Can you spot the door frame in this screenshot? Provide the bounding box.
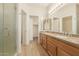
[21,10,27,46]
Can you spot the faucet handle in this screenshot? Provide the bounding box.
[68,32,72,37]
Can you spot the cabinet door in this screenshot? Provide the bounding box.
[57,48,70,56]
[40,33,42,44]
[0,3,4,55]
[3,3,17,55]
[42,35,47,49]
[47,40,56,56]
[47,36,56,56]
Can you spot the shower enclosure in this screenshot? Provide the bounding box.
[0,3,17,56]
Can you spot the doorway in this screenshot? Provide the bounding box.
[30,16,39,42]
[21,10,27,45]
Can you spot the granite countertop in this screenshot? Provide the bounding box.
[41,32,79,48]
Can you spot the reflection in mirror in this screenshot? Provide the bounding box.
[62,16,72,33]
[43,18,51,31]
[52,17,60,32]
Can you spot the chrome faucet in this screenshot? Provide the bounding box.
[68,32,72,37]
[64,32,72,37]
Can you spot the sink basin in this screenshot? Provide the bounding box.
[55,35,67,39]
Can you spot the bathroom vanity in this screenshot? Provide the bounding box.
[40,32,79,56]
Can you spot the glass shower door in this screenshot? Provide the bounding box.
[3,3,17,55]
[0,3,17,56]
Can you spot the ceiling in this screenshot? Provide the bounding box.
[26,3,53,8]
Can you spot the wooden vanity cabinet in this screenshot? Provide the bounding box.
[40,33,79,56]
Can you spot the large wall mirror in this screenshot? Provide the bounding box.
[42,15,79,35]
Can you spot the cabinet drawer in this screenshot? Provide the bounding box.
[47,36,56,45]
